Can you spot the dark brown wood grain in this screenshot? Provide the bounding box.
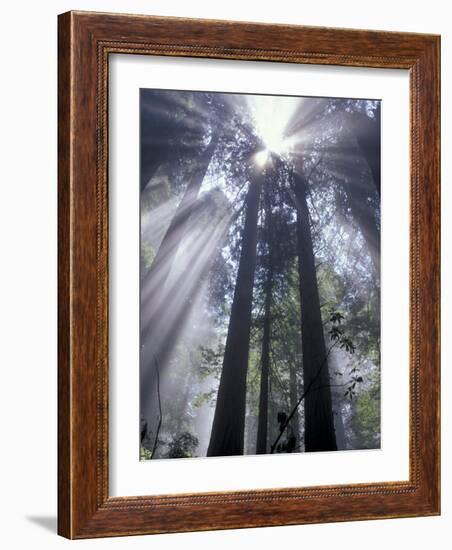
[58,10,440,539]
[57,10,72,539]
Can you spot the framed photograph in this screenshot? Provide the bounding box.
[58,11,440,538]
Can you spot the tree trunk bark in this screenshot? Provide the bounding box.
[345,179,380,276]
[351,109,381,197]
[293,172,337,452]
[207,170,262,457]
[334,407,347,450]
[256,182,273,454]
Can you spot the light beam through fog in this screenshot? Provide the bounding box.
[139,89,381,460]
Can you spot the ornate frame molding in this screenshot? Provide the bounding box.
[58,11,440,538]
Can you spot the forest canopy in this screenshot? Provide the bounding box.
[139,89,381,460]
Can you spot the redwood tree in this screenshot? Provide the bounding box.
[207,168,263,457]
[256,179,274,454]
[292,171,337,452]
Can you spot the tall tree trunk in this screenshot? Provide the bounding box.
[341,109,381,278]
[207,171,262,457]
[350,109,381,197]
[334,407,347,450]
[293,172,337,452]
[344,178,380,276]
[140,135,218,424]
[256,182,274,454]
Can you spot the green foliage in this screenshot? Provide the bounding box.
[165,432,199,459]
[329,311,345,324]
[141,175,171,211]
[140,446,153,460]
[193,389,217,409]
[344,367,364,400]
[198,344,224,378]
[328,310,356,354]
[141,241,155,271]
[351,384,381,448]
[317,264,346,310]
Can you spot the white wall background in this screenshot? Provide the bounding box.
[0,1,449,548]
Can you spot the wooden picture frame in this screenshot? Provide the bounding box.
[58,10,440,539]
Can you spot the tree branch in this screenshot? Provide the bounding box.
[270,340,338,453]
[151,356,163,459]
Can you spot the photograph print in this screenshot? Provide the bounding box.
[139,89,381,460]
